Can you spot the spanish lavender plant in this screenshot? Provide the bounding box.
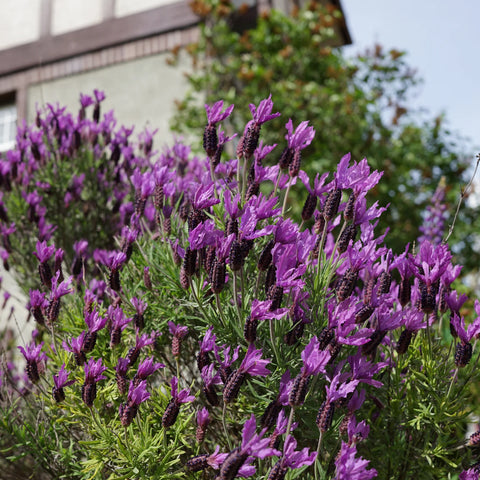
[1,94,479,480]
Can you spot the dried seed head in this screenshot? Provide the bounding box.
[314,213,325,234]
[229,240,244,272]
[317,327,335,350]
[180,265,190,290]
[212,143,224,168]
[377,271,392,295]
[120,403,138,427]
[217,448,249,480]
[116,371,128,395]
[82,382,97,407]
[143,268,152,291]
[162,398,180,428]
[361,330,386,356]
[245,182,260,201]
[223,369,246,404]
[264,264,277,296]
[288,150,301,178]
[154,184,164,210]
[267,461,288,480]
[344,192,356,221]
[172,337,181,357]
[183,248,197,277]
[225,218,238,238]
[110,326,122,348]
[188,209,207,232]
[338,223,358,254]
[420,283,436,314]
[32,306,46,326]
[203,383,220,407]
[396,329,413,355]
[288,374,311,407]
[197,351,210,373]
[109,269,121,292]
[52,386,65,403]
[355,304,375,324]
[186,454,209,472]
[324,189,342,221]
[257,239,274,271]
[455,342,473,368]
[301,193,317,221]
[243,124,261,159]
[82,331,97,354]
[244,315,258,344]
[47,298,61,324]
[126,346,140,366]
[279,147,293,170]
[26,361,40,384]
[328,340,342,364]
[211,259,227,294]
[316,400,335,432]
[203,125,218,157]
[39,262,53,289]
[218,365,232,385]
[260,400,282,430]
[268,285,284,311]
[74,351,87,367]
[196,424,207,443]
[134,193,147,217]
[336,268,359,302]
[468,430,480,446]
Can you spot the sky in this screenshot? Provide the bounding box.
[341,0,479,156]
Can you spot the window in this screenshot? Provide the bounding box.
[0,97,17,152]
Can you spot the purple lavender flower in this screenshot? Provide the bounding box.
[168,321,188,357]
[162,376,195,428]
[29,289,48,325]
[131,296,147,330]
[52,363,75,402]
[115,357,130,394]
[197,326,216,372]
[82,309,107,353]
[268,436,316,479]
[63,332,87,366]
[334,441,377,480]
[126,331,158,366]
[82,357,107,407]
[249,95,281,126]
[217,414,280,480]
[108,305,132,348]
[418,179,448,246]
[119,379,151,426]
[196,407,211,443]
[18,341,46,383]
[134,356,164,382]
[205,100,234,126]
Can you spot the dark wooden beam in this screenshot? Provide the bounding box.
[0,1,198,77]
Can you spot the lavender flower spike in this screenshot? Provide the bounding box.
[334,441,377,480]
[249,94,281,125]
[205,100,234,126]
[52,363,75,402]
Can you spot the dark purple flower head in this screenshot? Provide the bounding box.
[250,299,288,321]
[53,363,75,389]
[134,331,158,349]
[108,305,131,331]
[93,89,105,103]
[239,344,270,377]
[205,100,234,126]
[105,251,127,270]
[29,289,48,309]
[80,93,94,108]
[348,354,387,389]
[459,468,480,480]
[402,307,427,331]
[334,154,383,195]
[73,240,89,257]
[325,372,359,404]
[249,95,281,126]
[170,376,195,404]
[189,219,223,250]
[127,379,150,406]
[33,240,55,263]
[84,357,107,384]
[300,336,331,377]
[214,344,240,370]
[136,356,164,379]
[347,417,370,445]
[285,119,315,150]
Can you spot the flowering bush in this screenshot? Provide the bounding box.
[1,95,480,480]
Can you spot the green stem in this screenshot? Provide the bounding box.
[216,294,227,328]
[282,182,292,218]
[281,407,296,467]
[269,318,281,365]
[232,271,242,328]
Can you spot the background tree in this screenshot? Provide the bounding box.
[171,0,476,270]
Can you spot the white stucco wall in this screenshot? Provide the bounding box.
[27,52,192,146]
[0,0,41,49]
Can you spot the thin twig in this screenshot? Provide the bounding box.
[444,153,480,243]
